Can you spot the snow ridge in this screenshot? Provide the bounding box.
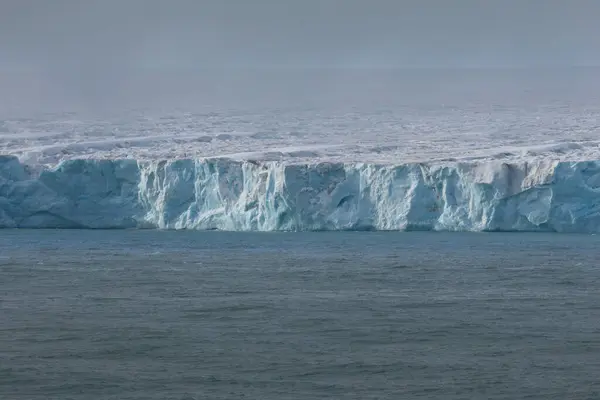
[1,155,599,232]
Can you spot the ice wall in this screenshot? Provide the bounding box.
[1,155,599,232]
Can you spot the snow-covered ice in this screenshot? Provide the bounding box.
[2,105,600,167]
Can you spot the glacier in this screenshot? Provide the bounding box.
[1,154,600,232]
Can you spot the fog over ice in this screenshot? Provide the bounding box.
[1,0,599,165]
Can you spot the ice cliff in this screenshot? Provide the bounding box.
[1,155,599,232]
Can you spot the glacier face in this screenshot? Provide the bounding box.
[1,155,600,232]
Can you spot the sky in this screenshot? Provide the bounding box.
[1,0,600,71]
[1,0,600,113]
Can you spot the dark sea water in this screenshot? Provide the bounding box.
[1,230,599,400]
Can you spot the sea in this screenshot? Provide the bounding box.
[1,229,599,399]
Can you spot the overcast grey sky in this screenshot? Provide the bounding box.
[1,0,600,71]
